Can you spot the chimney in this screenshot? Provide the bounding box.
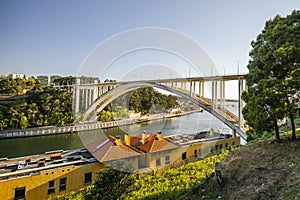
[156,131,163,140]
[232,129,237,138]
[125,133,131,146]
[210,128,214,137]
[115,136,122,146]
[142,131,147,145]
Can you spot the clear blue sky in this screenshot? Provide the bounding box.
[0,0,299,78]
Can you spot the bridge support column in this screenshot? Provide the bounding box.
[198,81,201,97]
[84,88,88,110]
[86,89,89,110]
[212,80,214,109]
[201,81,205,96]
[223,81,225,109]
[198,81,204,97]
[232,129,237,138]
[93,80,99,101]
[189,81,193,97]
[74,78,80,118]
[193,81,196,97]
[213,80,218,109]
[238,78,246,129]
[219,80,225,109]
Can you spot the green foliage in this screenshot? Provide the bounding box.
[63,151,229,200]
[86,166,135,200]
[243,10,300,142]
[62,191,86,200]
[98,87,179,121]
[0,78,25,95]
[98,110,113,121]
[0,77,74,130]
[125,151,229,199]
[52,76,75,86]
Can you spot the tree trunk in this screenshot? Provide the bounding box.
[286,96,296,140]
[289,110,296,140]
[274,117,281,143]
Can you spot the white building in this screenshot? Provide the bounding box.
[8,73,25,79]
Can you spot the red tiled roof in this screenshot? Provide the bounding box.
[85,136,115,152]
[130,132,155,146]
[138,134,178,153]
[85,136,140,163]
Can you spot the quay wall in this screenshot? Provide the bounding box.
[0,111,200,139]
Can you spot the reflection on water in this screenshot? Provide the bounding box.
[0,103,237,158]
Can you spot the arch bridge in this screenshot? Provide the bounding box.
[72,75,247,140]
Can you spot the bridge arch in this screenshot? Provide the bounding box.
[83,82,247,140]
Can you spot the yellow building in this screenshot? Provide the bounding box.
[129,131,179,171]
[169,131,240,167]
[0,130,240,199]
[122,130,240,171]
[0,149,104,200]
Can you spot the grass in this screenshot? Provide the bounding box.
[182,129,300,200]
[63,151,231,200]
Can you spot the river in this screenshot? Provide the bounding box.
[0,103,238,158]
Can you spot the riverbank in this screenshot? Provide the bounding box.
[0,110,201,139]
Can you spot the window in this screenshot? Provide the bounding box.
[225,143,228,149]
[84,172,92,185]
[194,150,198,157]
[219,144,223,150]
[48,180,55,194]
[14,187,25,200]
[182,152,187,160]
[165,156,170,165]
[156,157,161,167]
[198,149,202,157]
[232,141,235,146]
[59,177,67,191]
[215,145,219,152]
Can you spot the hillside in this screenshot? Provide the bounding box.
[183,132,300,200]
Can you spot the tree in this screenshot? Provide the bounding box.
[243,10,300,141]
[86,161,134,200]
[98,87,179,121]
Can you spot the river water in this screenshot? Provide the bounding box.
[0,103,238,158]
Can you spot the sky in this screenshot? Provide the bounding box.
[0,0,299,80]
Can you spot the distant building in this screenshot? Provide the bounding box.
[8,73,25,79]
[128,111,141,119]
[36,75,65,85]
[77,76,100,84]
[167,107,181,114]
[50,75,62,84]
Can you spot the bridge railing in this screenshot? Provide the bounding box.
[0,119,136,139]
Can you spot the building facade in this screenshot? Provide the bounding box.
[0,130,240,199]
[0,149,104,200]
